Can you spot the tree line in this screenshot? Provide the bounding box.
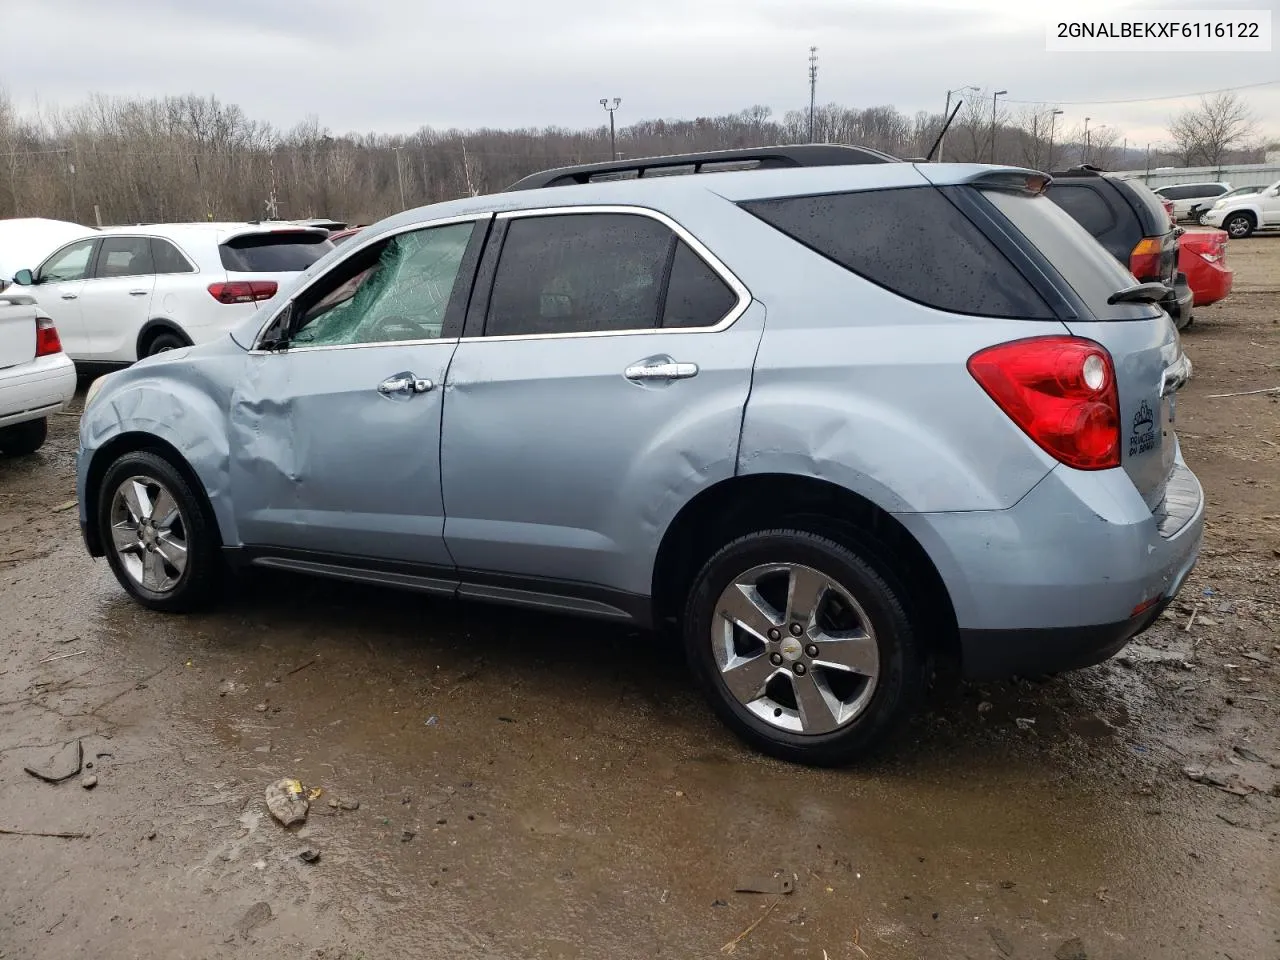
[0,89,1266,227]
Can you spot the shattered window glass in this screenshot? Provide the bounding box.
[292,222,473,346]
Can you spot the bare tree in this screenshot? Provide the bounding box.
[1169,92,1258,167]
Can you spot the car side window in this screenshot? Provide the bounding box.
[38,239,96,283]
[484,213,673,337]
[151,238,195,274]
[95,237,155,279]
[289,222,475,347]
[1046,184,1117,237]
[1206,185,1227,197]
[662,240,737,328]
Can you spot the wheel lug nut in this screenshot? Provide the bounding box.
[789,623,803,636]
[793,663,807,675]
[767,628,781,641]
[770,653,783,666]
[805,644,819,658]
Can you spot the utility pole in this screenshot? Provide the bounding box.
[808,46,819,143]
[599,98,621,160]
[1083,117,1091,165]
[393,146,407,210]
[940,85,978,162]
[1047,109,1064,171]
[990,90,1007,163]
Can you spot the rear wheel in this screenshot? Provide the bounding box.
[0,418,48,456]
[97,450,220,611]
[1224,212,1255,239]
[143,331,187,357]
[683,528,922,766]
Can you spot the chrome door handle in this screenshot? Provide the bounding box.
[378,372,434,396]
[128,289,149,296]
[624,358,699,381]
[60,292,78,300]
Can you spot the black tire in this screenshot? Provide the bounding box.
[1224,212,1255,239]
[144,331,187,357]
[97,450,220,612]
[683,528,923,766]
[0,418,48,456]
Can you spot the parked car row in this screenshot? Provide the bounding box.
[1199,178,1280,238]
[74,146,1204,765]
[7,223,334,365]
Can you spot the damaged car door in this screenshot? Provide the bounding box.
[228,217,487,574]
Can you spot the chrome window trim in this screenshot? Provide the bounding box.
[461,204,750,343]
[249,213,491,353]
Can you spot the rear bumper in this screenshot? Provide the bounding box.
[897,456,1204,680]
[0,353,76,428]
[959,598,1171,679]
[1164,274,1195,327]
[1183,253,1233,307]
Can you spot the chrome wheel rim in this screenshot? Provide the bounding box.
[108,475,188,593]
[1227,217,1249,237]
[712,563,879,735]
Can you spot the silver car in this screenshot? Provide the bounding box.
[77,150,1203,765]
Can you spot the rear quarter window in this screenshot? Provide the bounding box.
[220,232,333,272]
[740,187,1053,319]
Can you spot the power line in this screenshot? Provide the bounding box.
[1005,78,1279,106]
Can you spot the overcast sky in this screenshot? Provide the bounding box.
[7,0,1278,148]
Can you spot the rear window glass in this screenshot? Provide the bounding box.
[1113,178,1170,233]
[1047,184,1117,237]
[741,187,1053,319]
[982,189,1160,320]
[220,232,333,272]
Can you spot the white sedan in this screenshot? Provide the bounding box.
[0,291,76,455]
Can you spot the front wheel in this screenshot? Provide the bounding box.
[0,417,48,456]
[97,450,220,611]
[683,529,922,766]
[1224,212,1255,239]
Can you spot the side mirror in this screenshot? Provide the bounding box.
[11,268,34,286]
[258,301,295,350]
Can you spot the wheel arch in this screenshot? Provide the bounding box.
[82,432,223,557]
[651,473,959,665]
[135,318,193,359]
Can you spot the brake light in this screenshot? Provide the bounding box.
[968,336,1120,470]
[207,280,278,304]
[1129,237,1164,281]
[35,316,62,357]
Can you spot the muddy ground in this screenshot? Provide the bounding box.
[1,239,1277,960]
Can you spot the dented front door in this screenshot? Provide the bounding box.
[228,342,456,567]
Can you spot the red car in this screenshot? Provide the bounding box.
[1179,230,1232,308]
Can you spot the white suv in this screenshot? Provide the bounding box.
[1152,181,1231,221]
[1201,178,1280,238]
[9,223,333,366]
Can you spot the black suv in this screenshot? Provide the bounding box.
[1046,166,1193,329]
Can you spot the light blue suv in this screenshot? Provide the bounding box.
[77,147,1203,765]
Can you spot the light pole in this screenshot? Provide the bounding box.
[600,97,621,161]
[990,90,1007,163]
[1047,108,1064,171]
[940,85,978,162]
[392,146,406,210]
[1083,116,1091,165]
[808,47,819,143]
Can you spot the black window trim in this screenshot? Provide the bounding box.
[250,213,491,353]
[459,204,750,342]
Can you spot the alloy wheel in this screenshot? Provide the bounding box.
[108,475,188,593]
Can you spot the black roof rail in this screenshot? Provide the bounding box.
[504,144,901,191]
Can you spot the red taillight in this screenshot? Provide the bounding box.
[968,336,1121,471]
[207,280,278,304]
[1129,237,1164,281]
[35,316,62,357]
